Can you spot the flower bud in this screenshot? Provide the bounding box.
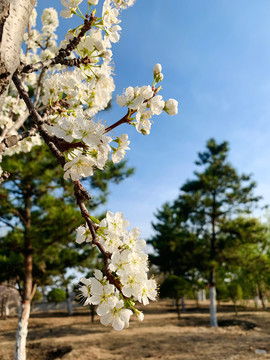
[88,0,99,5]
[153,63,162,76]
[155,72,164,83]
[134,309,144,321]
[99,50,112,61]
[164,99,178,116]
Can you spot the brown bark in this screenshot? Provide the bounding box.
[258,284,266,310]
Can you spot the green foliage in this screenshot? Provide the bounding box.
[228,283,243,304]
[47,288,66,303]
[160,275,190,300]
[149,139,267,303]
[32,289,43,303]
[149,203,206,278]
[0,142,134,290]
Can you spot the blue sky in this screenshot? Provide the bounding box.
[39,0,270,240]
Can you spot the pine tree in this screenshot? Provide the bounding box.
[149,139,262,327]
[173,138,261,326]
[0,142,133,349]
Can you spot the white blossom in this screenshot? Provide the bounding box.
[100,299,133,331]
[76,225,92,244]
[113,0,136,9]
[164,99,179,115]
[41,8,59,33]
[106,211,130,232]
[149,95,165,115]
[78,277,92,306]
[135,104,152,135]
[153,63,162,75]
[112,134,130,164]
[60,0,83,18]
[76,211,157,330]
[102,0,121,28]
[0,3,178,333]
[137,279,158,305]
[63,151,95,180]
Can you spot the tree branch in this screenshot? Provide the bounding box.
[0,170,10,184]
[105,87,159,133]
[73,180,123,292]
[0,126,37,154]
[12,72,67,167]
[20,13,97,74]
[13,70,124,294]
[0,217,15,229]
[105,110,134,134]
[12,208,26,226]
[30,282,37,301]
[55,56,94,68]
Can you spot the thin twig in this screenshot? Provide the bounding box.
[7,112,30,137]
[33,67,46,107]
[57,56,95,68]
[12,73,66,167]
[0,171,10,185]
[30,283,37,301]
[0,126,37,154]
[105,88,159,133]
[12,72,124,294]
[0,126,9,142]
[20,13,97,74]
[73,180,123,292]
[105,110,134,133]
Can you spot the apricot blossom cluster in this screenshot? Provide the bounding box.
[41,0,178,181]
[76,211,157,330]
[0,0,178,331]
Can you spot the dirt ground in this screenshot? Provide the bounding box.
[1,300,270,360]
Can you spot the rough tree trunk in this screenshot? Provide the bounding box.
[201,289,206,301]
[209,285,218,327]
[209,191,218,327]
[15,252,34,360]
[192,288,199,308]
[258,284,266,310]
[15,249,35,360]
[15,301,31,360]
[0,0,36,108]
[181,296,186,312]
[234,302,238,316]
[0,3,36,358]
[176,298,180,320]
[254,296,260,308]
[15,192,35,360]
[66,288,72,316]
[90,305,95,323]
[5,302,9,316]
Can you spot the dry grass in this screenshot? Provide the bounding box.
[1,300,270,360]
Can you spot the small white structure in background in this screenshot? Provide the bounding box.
[255,349,267,355]
[0,285,21,318]
[197,289,206,302]
[254,296,260,308]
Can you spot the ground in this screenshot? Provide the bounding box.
[1,300,270,360]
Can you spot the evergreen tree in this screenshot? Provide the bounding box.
[174,139,261,326]
[150,139,262,327]
[0,143,134,312]
[160,275,191,319]
[149,202,207,297]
